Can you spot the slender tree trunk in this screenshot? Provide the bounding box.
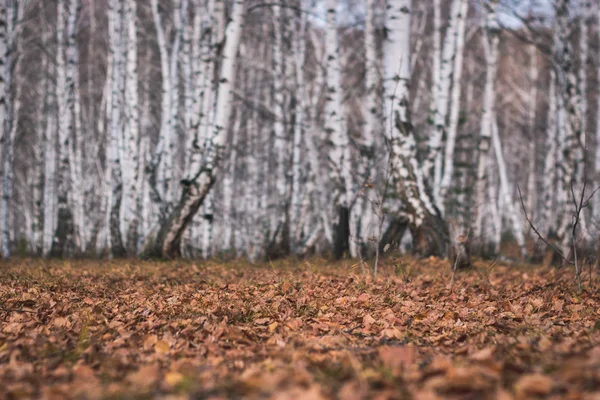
[526,42,538,226]
[384,0,448,257]
[474,0,499,250]
[425,0,460,194]
[151,0,245,258]
[290,3,307,254]
[554,0,585,252]
[107,0,125,257]
[271,2,289,250]
[0,0,15,258]
[122,0,140,254]
[325,0,352,259]
[541,71,557,238]
[491,116,526,255]
[352,0,379,258]
[439,0,469,207]
[51,0,78,257]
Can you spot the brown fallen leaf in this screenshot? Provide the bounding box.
[127,364,160,390]
[378,345,415,371]
[514,374,553,398]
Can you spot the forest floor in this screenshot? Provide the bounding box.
[1,257,600,399]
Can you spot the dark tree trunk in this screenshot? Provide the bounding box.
[50,203,74,257]
[334,206,350,259]
[410,213,449,258]
[110,180,126,257]
[379,216,409,254]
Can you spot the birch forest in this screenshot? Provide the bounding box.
[0,0,596,261]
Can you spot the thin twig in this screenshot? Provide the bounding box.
[517,185,570,262]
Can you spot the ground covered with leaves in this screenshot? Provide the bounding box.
[1,258,600,399]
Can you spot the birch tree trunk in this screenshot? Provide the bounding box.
[439,0,469,207]
[51,0,78,257]
[271,3,289,250]
[384,0,448,257]
[122,0,140,254]
[474,0,499,249]
[424,0,460,194]
[107,0,125,257]
[526,42,538,225]
[491,116,526,255]
[151,0,245,258]
[541,71,557,238]
[325,0,352,259]
[290,3,307,253]
[554,0,585,252]
[352,0,379,257]
[150,0,188,210]
[0,0,16,258]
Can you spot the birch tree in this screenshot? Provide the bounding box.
[474,0,499,248]
[122,0,140,254]
[106,0,125,257]
[554,0,585,251]
[439,0,469,206]
[424,0,460,197]
[151,0,245,258]
[51,0,78,257]
[325,0,353,258]
[0,0,19,258]
[352,0,379,257]
[150,0,189,210]
[290,3,307,253]
[384,0,448,257]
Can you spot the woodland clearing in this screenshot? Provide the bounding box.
[1,258,600,399]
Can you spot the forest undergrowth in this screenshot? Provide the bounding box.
[1,257,600,399]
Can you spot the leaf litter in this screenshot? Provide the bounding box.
[0,258,599,399]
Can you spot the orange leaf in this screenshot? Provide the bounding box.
[154,340,170,354]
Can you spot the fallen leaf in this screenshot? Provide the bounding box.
[378,345,415,370]
[514,374,553,398]
[155,340,170,354]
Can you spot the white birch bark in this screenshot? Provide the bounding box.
[272,3,288,242]
[51,0,77,256]
[491,116,526,255]
[107,0,125,257]
[325,0,353,257]
[526,42,538,223]
[424,0,460,191]
[222,111,241,251]
[0,0,14,258]
[352,0,379,257]
[290,4,307,253]
[439,0,469,206]
[554,0,585,250]
[153,0,245,257]
[474,0,499,243]
[122,0,140,253]
[150,0,188,208]
[541,71,557,237]
[384,0,448,256]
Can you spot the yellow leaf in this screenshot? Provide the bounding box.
[164,371,184,387]
[281,281,291,293]
[268,322,279,333]
[154,340,170,354]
